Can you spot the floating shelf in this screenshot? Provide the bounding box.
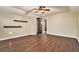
[14,20,28,23]
[3,26,22,28]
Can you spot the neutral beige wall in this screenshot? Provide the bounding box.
[47,12,77,38]
[0,13,36,40]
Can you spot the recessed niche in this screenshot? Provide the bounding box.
[14,20,28,23]
[3,26,22,28]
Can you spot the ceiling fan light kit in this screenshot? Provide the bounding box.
[39,10,44,13]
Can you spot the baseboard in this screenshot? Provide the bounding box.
[0,34,31,41]
[30,32,36,35]
[0,33,78,42]
[76,37,79,42]
[47,33,77,39]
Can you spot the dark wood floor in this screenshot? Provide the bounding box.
[0,34,79,52]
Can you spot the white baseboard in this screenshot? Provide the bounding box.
[30,32,36,35]
[76,37,79,42]
[0,33,78,42]
[47,33,77,39]
[0,34,31,41]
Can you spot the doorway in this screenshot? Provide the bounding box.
[37,17,47,34]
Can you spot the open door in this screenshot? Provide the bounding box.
[37,17,47,34]
[37,18,42,34]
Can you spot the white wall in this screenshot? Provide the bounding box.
[0,13,36,40]
[47,12,77,38]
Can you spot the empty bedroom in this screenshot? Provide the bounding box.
[0,6,79,52]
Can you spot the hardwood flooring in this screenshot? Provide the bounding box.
[0,34,79,52]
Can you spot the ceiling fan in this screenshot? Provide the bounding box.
[33,6,50,13]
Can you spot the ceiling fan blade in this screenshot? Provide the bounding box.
[33,8,38,10]
[35,11,39,13]
[43,9,50,11]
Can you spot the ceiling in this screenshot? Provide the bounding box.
[12,6,70,17]
[0,6,79,17]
